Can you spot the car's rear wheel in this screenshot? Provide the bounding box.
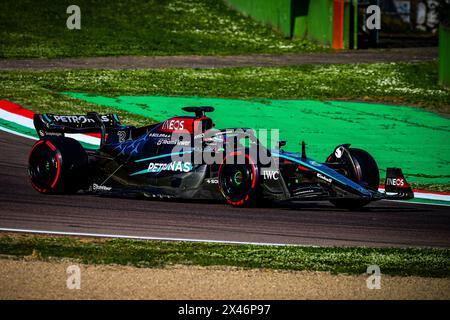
[329,148,379,210]
[28,137,88,194]
[218,152,259,207]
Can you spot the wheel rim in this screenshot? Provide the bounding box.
[220,164,254,200]
[29,145,58,191]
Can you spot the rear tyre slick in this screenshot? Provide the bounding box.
[28,137,88,194]
[330,148,380,210]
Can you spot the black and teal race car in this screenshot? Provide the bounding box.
[28,106,414,209]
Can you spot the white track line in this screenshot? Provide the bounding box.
[382,199,450,207]
[0,227,305,247]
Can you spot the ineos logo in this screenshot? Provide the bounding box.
[162,120,185,130]
[386,178,406,187]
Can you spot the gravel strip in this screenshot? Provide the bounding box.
[0,48,437,70]
[0,258,448,300]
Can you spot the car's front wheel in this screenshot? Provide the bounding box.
[329,148,380,210]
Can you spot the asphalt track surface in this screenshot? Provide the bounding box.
[0,47,437,70]
[0,130,449,248]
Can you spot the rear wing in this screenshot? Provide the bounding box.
[34,112,123,146]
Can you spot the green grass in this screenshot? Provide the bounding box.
[1,62,448,115]
[410,183,450,193]
[0,234,449,277]
[0,0,321,58]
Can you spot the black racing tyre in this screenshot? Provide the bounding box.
[330,148,380,210]
[218,152,259,207]
[28,137,88,194]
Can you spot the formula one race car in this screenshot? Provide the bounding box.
[28,106,414,209]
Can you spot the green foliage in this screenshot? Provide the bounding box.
[0,0,321,58]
